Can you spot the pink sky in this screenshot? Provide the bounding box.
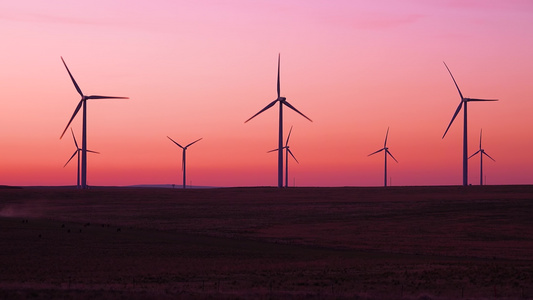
[1,0,533,187]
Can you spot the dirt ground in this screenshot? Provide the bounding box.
[0,185,532,299]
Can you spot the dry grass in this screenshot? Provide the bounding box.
[0,185,532,299]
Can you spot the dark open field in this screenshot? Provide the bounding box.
[1,185,532,299]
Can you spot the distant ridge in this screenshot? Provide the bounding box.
[126,184,216,189]
[0,185,22,189]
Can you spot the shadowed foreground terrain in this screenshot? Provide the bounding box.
[0,186,532,299]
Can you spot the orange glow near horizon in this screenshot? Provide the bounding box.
[1,1,533,187]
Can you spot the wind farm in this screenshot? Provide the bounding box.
[3,1,533,298]
[47,56,505,188]
[2,0,531,188]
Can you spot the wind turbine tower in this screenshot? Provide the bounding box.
[167,136,202,189]
[468,129,495,186]
[442,62,497,186]
[368,127,398,187]
[60,57,128,189]
[245,54,312,188]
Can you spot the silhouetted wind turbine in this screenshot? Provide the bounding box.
[368,127,398,187]
[167,136,202,189]
[59,57,128,189]
[64,128,99,189]
[442,62,497,186]
[245,54,312,188]
[468,129,495,186]
[268,126,299,188]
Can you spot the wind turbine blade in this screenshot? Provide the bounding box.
[465,98,498,102]
[61,57,83,97]
[387,150,398,163]
[277,53,280,99]
[479,129,483,149]
[283,100,313,122]
[70,128,79,149]
[60,100,83,139]
[64,151,78,167]
[267,148,280,153]
[443,61,464,100]
[384,127,389,147]
[244,99,278,123]
[285,126,293,146]
[483,151,496,162]
[368,148,385,156]
[442,100,463,139]
[87,95,129,100]
[167,136,184,149]
[288,148,299,164]
[185,138,203,148]
[86,150,100,154]
[468,150,480,159]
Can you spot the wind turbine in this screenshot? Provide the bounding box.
[245,54,312,188]
[368,127,398,187]
[442,62,497,186]
[268,126,299,188]
[64,128,99,189]
[59,57,128,189]
[468,129,495,186]
[167,136,202,189]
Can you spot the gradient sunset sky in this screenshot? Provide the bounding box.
[1,0,532,187]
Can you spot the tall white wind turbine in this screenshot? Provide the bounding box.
[368,127,398,187]
[245,54,312,188]
[167,136,202,189]
[268,126,299,188]
[60,57,128,189]
[468,129,495,186]
[442,62,497,186]
[64,128,99,189]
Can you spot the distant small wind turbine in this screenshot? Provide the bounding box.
[245,54,312,188]
[268,126,299,188]
[64,128,99,189]
[442,62,497,186]
[60,57,128,189]
[368,127,398,187]
[468,129,495,186]
[167,136,202,189]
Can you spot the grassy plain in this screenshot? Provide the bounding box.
[0,185,532,299]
